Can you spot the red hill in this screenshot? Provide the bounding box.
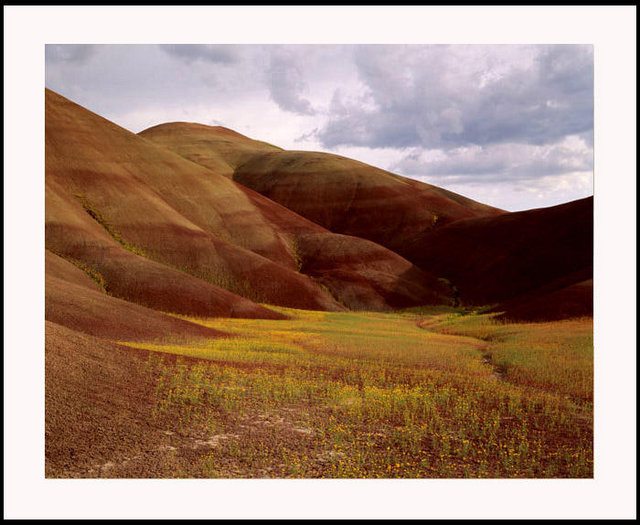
[47,89,450,317]
[406,197,594,306]
[138,117,592,319]
[231,150,504,255]
[139,122,282,175]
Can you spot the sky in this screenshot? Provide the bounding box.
[45,44,594,211]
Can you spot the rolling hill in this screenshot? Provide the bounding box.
[46,88,593,337]
[46,88,453,336]
[141,121,592,315]
[232,150,505,254]
[406,196,594,307]
[139,122,283,176]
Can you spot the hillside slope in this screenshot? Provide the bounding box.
[138,118,592,318]
[45,321,194,477]
[139,122,283,175]
[47,89,450,312]
[407,197,594,306]
[232,150,505,254]
[493,267,593,322]
[46,251,233,340]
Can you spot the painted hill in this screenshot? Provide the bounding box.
[46,251,231,340]
[139,122,283,175]
[406,197,594,307]
[43,88,594,481]
[493,267,593,322]
[139,124,504,254]
[46,172,292,320]
[46,88,451,329]
[138,119,592,319]
[231,150,505,254]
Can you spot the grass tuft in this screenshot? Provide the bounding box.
[74,195,147,257]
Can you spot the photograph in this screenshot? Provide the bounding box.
[3,5,636,520]
[43,43,594,479]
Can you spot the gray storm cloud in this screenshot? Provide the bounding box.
[317,45,593,150]
[393,139,593,185]
[160,44,239,64]
[266,48,316,116]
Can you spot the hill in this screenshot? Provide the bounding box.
[46,250,231,340]
[407,197,594,306]
[139,122,283,176]
[44,90,594,480]
[493,267,593,322]
[46,89,450,318]
[139,118,592,317]
[231,150,504,255]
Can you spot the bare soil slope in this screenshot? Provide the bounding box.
[232,150,504,254]
[295,233,449,310]
[494,268,593,322]
[407,197,594,306]
[138,119,592,319]
[139,122,283,174]
[45,321,227,478]
[46,179,288,319]
[46,89,345,312]
[47,89,450,312]
[46,252,229,340]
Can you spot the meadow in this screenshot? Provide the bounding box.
[126,307,593,478]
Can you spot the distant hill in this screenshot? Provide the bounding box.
[46,88,593,334]
[139,122,283,177]
[231,150,505,255]
[43,88,594,481]
[493,268,593,322]
[406,197,594,307]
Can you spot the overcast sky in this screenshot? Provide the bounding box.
[45,44,593,211]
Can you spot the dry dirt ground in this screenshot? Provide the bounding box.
[46,321,321,478]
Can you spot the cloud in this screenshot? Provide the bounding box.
[317,45,593,150]
[45,44,100,64]
[393,135,594,184]
[422,171,594,212]
[159,44,238,64]
[266,48,315,116]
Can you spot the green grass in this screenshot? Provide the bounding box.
[127,307,593,478]
[425,313,593,401]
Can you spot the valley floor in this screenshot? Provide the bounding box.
[45,307,593,478]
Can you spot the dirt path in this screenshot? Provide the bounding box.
[415,316,508,382]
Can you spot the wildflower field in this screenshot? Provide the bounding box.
[127,307,593,478]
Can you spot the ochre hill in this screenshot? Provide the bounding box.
[46,174,291,319]
[138,118,592,319]
[47,89,450,315]
[45,251,233,340]
[139,122,283,175]
[407,197,594,307]
[294,232,448,310]
[46,89,340,313]
[231,150,505,254]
